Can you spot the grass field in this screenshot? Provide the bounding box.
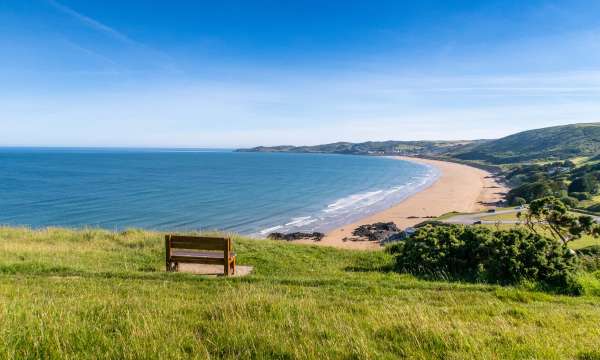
[1,227,600,359]
[570,235,600,250]
[480,212,521,221]
[480,208,587,222]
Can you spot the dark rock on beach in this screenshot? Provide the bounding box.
[268,232,325,242]
[352,222,403,243]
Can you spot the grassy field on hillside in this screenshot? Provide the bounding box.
[1,227,600,359]
[480,212,521,221]
[453,209,600,249]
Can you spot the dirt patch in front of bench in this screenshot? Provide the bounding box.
[177,264,253,277]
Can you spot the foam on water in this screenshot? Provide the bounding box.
[257,163,440,235]
[259,225,284,235]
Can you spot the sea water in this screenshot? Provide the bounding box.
[0,148,439,235]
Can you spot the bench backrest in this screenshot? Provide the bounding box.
[166,235,231,252]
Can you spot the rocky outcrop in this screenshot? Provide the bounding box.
[351,222,405,243]
[267,232,325,242]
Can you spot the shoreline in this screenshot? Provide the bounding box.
[298,156,508,250]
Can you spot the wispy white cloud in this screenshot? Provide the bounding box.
[46,0,138,45]
[46,0,180,73]
[59,38,118,66]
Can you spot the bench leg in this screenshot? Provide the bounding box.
[232,257,236,275]
[167,261,179,272]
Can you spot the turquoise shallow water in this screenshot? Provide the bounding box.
[0,148,438,235]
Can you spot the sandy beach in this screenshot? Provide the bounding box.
[301,157,508,250]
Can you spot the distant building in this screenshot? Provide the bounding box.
[548,167,570,175]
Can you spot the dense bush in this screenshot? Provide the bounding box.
[560,196,579,208]
[513,197,527,206]
[569,175,598,194]
[390,225,581,294]
[571,192,592,201]
[578,246,600,272]
[507,181,554,205]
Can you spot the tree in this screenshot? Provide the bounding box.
[523,197,600,245]
[507,181,553,204]
[568,175,598,194]
[514,197,527,206]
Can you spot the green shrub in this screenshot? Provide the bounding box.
[578,245,600,256]
[385,241,404,255]
[569,175,598,194]
[390,225,581,294]
[512,197,527,206]
[578,246,600,272]
[571,192,592,201]
[507,181,553,204]
[560,196,579,208]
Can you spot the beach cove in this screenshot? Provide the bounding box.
[308,157,508,250]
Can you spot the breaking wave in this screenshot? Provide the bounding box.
[258,164,440,236]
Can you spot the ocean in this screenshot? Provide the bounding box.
[0,148,439,235]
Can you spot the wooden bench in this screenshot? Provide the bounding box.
[165,235,236,276]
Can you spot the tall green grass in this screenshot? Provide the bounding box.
[1,227,599,359]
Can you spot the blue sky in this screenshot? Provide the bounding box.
[1,0,600,147]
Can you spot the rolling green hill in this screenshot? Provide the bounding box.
[1,227,600,358]
[238,123,600,165]
[237,140,486,156]
[453,123,600,164]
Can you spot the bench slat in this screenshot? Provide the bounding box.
[170,256,226,265]
[170,241,225,251]
[169,236,228,251]
[172,250,236,258]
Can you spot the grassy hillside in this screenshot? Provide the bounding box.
[238,140,485,156]
[1,227,600,359]
[239,123,600,167]
[453,123,600,164]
